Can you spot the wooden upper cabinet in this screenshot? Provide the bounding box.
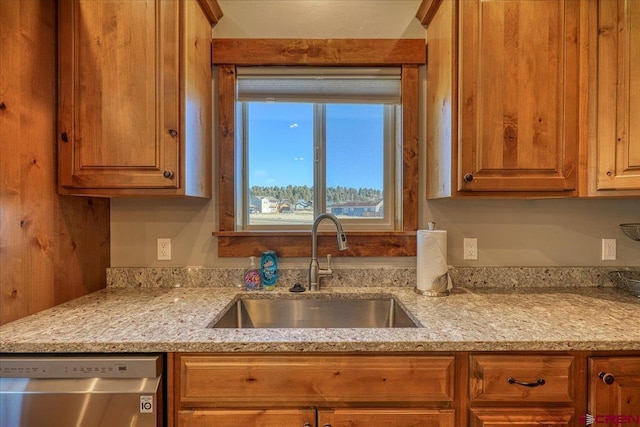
[593,0,640,193]
[424,0,581,197]
[58,0,217,197]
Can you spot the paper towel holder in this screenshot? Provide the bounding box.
[414,272,450,297]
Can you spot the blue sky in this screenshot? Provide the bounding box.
[247,102,384,190]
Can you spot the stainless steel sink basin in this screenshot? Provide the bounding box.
[209,295,419,328]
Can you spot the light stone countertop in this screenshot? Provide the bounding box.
[1,285,638,353]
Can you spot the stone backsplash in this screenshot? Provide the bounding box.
[106,266,637,289]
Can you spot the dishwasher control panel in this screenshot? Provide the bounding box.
[0,356,162,378]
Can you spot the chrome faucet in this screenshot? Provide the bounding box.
[309,213,349,291]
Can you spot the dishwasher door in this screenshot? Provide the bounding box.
[0,355,162,427]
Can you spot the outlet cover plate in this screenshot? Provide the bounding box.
[157,238,171,261]
[464,238,478,260]
[601,238,616,261]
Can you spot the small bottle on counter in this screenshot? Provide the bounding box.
[260,250,278,291]
[244,256,262,291]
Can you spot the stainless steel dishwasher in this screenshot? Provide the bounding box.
[0,355,163,427]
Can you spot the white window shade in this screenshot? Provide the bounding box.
[236,67,401,104]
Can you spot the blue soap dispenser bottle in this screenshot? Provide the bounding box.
[260,250,278,291]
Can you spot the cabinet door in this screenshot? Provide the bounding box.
[596,0,640,190]
[178,409,316,427]
[458,0,579,192]
[589,357,640,422]
[58,0,180,191]
[318,408,455,427]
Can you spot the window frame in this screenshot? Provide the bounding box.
[238,100,399,232]
[212,39,424,257]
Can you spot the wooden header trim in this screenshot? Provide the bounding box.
[197,0,223,24]
[212,39,426,66]
[416,0,443,27]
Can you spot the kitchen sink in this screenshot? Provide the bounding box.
[209,295,419,328]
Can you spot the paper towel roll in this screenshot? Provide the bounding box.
[415,230,452,296]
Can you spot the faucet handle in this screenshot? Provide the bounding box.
[326,254,332,269]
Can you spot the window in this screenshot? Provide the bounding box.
[237,67,401,231]
[213,39,424,257]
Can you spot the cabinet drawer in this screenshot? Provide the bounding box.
[178,409,316,426]
[470,408,574,427]
[469,355,574,403]
[319,408,455,427]
[177,354,455,407]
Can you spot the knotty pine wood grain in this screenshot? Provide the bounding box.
[212,39,425,66]
[0,0,109,325]
[589,357,640,419]
[595,0,640,192]
[176,354,454,406]
[318,408,455,427]
[178,409,316,426]
[469,408,574,427]
[58,0,213,197]
[216,65,236,233]
[426,0,455,199]
[215,232,418,258]
[458,0,579,193]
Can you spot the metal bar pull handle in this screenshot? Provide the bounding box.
[507,377,546,387]
[599,371,615,385]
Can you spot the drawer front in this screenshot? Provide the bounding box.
[470,408,574,427]
[178,354,455,407]
[469,355,574,403]
[319,408,455,427]
[178,409,316,427]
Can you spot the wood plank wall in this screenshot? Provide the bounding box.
[0,0,110,325]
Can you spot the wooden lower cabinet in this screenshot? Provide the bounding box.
[469,408,574,427]
[173,354,455,427]
[468,355,577,427]
[177,408,454,427]
[589,357,640,422]
[170,353,640,427]
[178,409,316,427]
[319,408,455,427]
[469,355,575,403]
[177,354,454,407]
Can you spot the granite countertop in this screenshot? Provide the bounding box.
[1,285,639,353]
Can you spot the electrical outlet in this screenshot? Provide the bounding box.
[157,238,171,261]
[601,238,616,261]
[464,238,478,260]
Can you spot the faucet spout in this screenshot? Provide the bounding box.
[309,213,349,291]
